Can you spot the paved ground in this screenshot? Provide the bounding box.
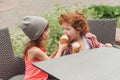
[1,0,120,31]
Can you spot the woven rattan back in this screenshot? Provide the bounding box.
[88,19,116,45]
[0,28,25,80]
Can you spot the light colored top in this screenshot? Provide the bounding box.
[83,36,90,50]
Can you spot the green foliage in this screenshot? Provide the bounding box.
[82,5,120,19]
[82,5,120,28]
[44,13,62,55]
[10,27,29,56]
[11,4,120,56]
[43,4,70,55]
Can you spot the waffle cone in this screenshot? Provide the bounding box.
[72,42,81,53]
[60,35,69,44]
[60,38,68,44]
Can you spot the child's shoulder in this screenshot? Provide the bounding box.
[28,46,41,54]
[85,32,97,38]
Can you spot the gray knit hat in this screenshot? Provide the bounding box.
[20,16,48,41]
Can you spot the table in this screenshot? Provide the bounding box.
[33,47,120,80]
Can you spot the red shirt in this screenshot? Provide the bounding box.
[24,47,48,80]
[85,32,104,49]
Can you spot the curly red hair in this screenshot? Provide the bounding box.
[58,11,89,36]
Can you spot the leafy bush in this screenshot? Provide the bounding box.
[11,4,120,56]
[82,5,120,28]
[10,27,29,56]
[44,4,70,55]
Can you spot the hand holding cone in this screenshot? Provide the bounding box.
[60,35,69,44]
[72,42,81,53]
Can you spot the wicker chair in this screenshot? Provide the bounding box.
[0,28,25,80]
[88,19,117,45]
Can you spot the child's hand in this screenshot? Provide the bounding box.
[60,35,69,44]
[104,43,112,47]
[72,42,81,53]
[58,41,68,51]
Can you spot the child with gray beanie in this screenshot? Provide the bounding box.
[20,16,68,80]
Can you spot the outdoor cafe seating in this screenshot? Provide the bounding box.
[33,19,120,80]
[0,19,119,80]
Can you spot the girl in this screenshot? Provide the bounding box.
[58,11,112,55]
[20,16,67,80]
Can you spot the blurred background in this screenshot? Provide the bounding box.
[1,0,120,30]
[0,0,120,56]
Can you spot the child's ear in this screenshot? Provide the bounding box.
[42,31,48,40]
[42,33,45,39]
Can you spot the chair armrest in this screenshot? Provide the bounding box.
[13,56,25,75]
[113,44,120,49]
